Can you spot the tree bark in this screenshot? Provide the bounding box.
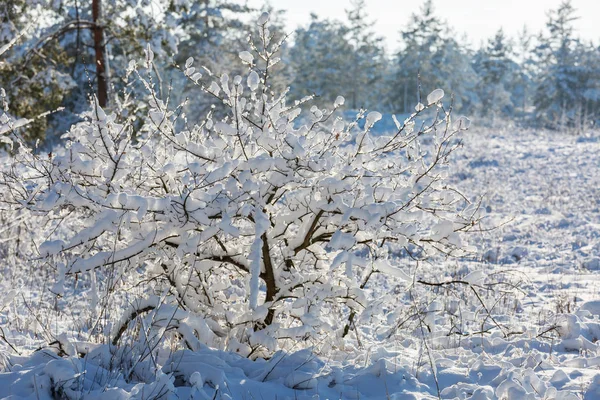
[261,234,277,326]
[92,0,108,107]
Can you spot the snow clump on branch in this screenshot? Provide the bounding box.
[1,13,476,358]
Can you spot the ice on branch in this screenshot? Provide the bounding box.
[427,88,445,105]
[1,14,475,356]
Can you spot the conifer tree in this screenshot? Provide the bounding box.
[288,14,353,106]
[392,0,445,112]
[533,0,590,128]
[473,28,515,119]
[344,0,386,110]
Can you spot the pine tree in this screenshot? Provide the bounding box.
[480,29,512,85]
[513,25,536,120]
[435,34,479,112]
[344,0,386,110]
[533,0,590,129]
[473,28,515,119]
[572,42,600,130]
[0,0,76,143]
[288,14,353,107]
[173,0,253,73]
[1,0,182,143]
[392,0,445,112]
[390,1,476,114]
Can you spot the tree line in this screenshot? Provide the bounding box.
[1,0,598,145]
[289,0,600,132]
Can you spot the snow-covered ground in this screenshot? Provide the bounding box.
[1,125,600,399]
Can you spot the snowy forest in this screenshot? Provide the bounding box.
[0,0,600,399]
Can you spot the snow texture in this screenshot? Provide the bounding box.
[2,126,600,400]
[427,88,445,105]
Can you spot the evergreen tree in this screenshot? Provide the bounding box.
[390,0,476,114]
[0,0,180,143]
[573,42,600,130]
[473,28,515,119]
[288,14,353,107]
[0,0,76,142]
[434,33,479,113]
[391,0,445,112]
[512,25,536,120]
[532,0,595,129]
[288,2,387,111]
[344,0,386,110]
[165,1,259,120]
[173,0,253,73]
[0,0,260,142]
[480,29,512,85]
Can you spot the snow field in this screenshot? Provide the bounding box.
[1,126,600,399]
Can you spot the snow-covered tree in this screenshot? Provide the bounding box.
[289,5,386,111]
[0,0,181,144]
[472,29,516,120]
[532,0,598,129]
[577,43,600,128]
[288,14,354,107]
[0,0,76,142]
[1,14,475,357]
[434,36,479,112]
[391,0,444,113]
[173,0,252,71]
[390,0,476,113]
[170,2,291,120]
[343,0,386,110]
[512,25,536,120]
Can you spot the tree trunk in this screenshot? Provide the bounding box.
[261,234,277,326]
[92,0,108,107]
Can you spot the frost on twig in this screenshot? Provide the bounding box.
[0,13,478,356]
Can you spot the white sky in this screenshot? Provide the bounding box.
[249,0,600,51]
